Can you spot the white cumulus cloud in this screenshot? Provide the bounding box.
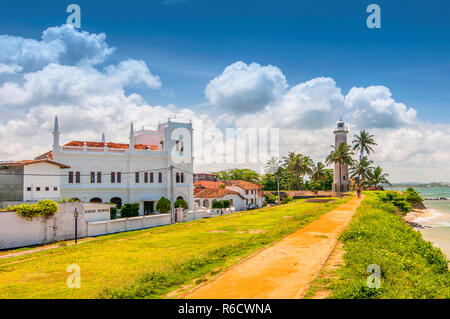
[345,86,418,128]
[0,24,114,73]
[205,61,288,114]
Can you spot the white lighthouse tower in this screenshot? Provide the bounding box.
[332,119,350,193]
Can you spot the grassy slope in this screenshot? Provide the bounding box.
[307,193,450,299]
[0,198,348,299]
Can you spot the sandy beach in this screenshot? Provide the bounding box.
[404,203,450,261]
[403,208,435,223]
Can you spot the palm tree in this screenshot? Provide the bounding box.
[350,156,374,189]
[325,143,354,192]
[311,162,328,191]
[352,130,377,161]
[282,152,298,190]
[265,157,281,204]
[298,155,315,181]
[367,166,391,188]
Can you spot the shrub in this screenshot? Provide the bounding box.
[281,196,293,204]
[404,188,423,205]
[377,191,412,214]
[156,197,171,214]
[222,200,230,208]
[120,203,140,218]
[110,207,118,220]
[212,200,224,209]
[265,193,277,204]
[174,199,188,210]
[14,200,59,220]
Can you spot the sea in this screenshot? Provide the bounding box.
[388,187,450,260]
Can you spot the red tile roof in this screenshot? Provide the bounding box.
[194,188,245,200]
[194,181,226,189]
[35,151,53,160]
[226,180,263,190]
[64,141,159,150]
[1,159,70,169]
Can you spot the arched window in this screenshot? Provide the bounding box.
[203,199,209,208]
[176,173,180,183]
[177,196,184,201]
[110,197,122,209]
[90,198,102,203]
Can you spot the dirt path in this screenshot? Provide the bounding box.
[186,195,364,299]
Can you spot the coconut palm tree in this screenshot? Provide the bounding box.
[350,156,374,189]
[265,157,281,204]
[367,166,391,188]
[325,143,354,192]
[282,152,298,190]
[298,155,315,181]
[352,130,377,161]
[283,152,306,190]
[311,162,328,190]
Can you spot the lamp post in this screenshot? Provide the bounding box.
[74,208,79,244]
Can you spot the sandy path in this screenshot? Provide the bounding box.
[186,195,364,299]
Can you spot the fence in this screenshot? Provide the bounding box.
[0,205,236,250]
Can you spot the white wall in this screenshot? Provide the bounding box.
[194,194,246,211]
[225,186,263,208]
[0,202,111,250]
[23,163,61,201]
[86,214,171,237]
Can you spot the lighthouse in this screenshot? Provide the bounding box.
[332,119,350,192]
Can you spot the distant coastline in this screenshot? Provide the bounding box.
[390,182,450,189]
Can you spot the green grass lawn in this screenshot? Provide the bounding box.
[0,198,349,299]
[306,192,450,299]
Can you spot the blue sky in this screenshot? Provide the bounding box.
[0,0,449,182]
[1,0,449,121]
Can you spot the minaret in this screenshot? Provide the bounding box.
[129,122,134,150]
[52,116,60,151]
[101,133,106,144]
[332,119,350,193]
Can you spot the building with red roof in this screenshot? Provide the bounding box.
[31,116,194,214]
[193,177,264,211]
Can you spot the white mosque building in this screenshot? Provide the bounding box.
[35,117,194,214]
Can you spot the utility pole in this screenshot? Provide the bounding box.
[169,164,175,223]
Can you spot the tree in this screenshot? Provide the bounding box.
[265,157,281,204]
[213,168,261,183]
[156,197,171,214]
[352,130,377,161]
[282,152,298,190]
[298,155,315,182]
[367,166,391,188]
[282,152,314,190]
[310,162,328,190]
[174,198,188,210]
[350,156,374,189]
[325,143,354,192]
[120,203,140,218]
